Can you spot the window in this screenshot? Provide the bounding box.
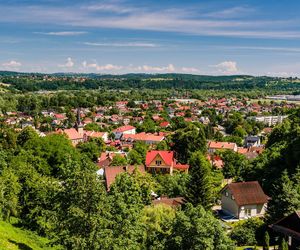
[155,160,162,166]
[245,209,251,217]
[231,195,235,200]
[225,191,229,197]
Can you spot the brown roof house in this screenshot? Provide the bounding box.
[221,181,269,219]
[152,197,186,208]
[104,165,145,191]
[270,211,300,250]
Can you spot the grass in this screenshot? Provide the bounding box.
[0,220,61,250]
[235,246,261,250]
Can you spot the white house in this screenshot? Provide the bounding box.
[221,181,269,219]
[113,125,136,139]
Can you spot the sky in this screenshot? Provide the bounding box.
[1,0,300,76]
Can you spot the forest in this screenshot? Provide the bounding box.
[1,72,300,93]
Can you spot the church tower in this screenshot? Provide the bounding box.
[76,108,84,135]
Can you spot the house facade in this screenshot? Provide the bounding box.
[145,150,189,175]
[113,125,136,139]
[221,181,269,219]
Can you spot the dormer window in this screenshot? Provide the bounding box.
[231,195,235,200]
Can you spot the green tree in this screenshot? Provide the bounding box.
[110,155,127,166]
[156,172,189,198]
[171,124,206,163]
[168,204,234,250]
[280,238,288,250]
[17,126,38,147]
[264,231,270,250]
[218,150,248,179]
[108,172,151,248]
[0,167,21,221]
[54,162,111,249]
[77,141,100,162]
[156,140,169,150]
[266,169,300,223]
[230,218,264,246]
[127,149,143,165]
[84,122,100,131]
[186,152,213,209]
[140,204,175,250]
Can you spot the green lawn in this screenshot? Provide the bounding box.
[0,220,61,250]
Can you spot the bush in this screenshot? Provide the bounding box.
[230,218,264,246]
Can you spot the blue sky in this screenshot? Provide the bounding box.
[1,0,300,75]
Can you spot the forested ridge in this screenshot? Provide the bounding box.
[1,72,300,93]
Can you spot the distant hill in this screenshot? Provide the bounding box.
[0,71,299,92]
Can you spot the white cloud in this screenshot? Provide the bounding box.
[84,3,136,14]
[2,60,22,67]
[59,57,74,68]
[214,61,238,74]
[205,6,254,19]
[82,61,176,73]
[134,64,175,73]
[84,42,158,48]
[0,3,299,39]
[34,31,87,36]
[82,61,123,71]
[180,67,200,73]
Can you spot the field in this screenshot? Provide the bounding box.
[0,220,60,250]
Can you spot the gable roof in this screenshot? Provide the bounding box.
[224,181,269,206]
[104,165,145,190]
[145,150,174,166]
[270,211,300,240]
[57,128,83,140]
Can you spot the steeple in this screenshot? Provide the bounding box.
[76,107,84,135]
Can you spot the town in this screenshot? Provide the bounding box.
[0,77,299,249]
[1,0,300,249]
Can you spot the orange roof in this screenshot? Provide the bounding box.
[113,125,136,133]
[57,128,83,140]
[237,147,248,154]
[174,163,189,170]
[123,132,164,142]
[208,141,237,150]
[145,150,174,166]
[84,130,106,138]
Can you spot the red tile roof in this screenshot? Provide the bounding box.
[159,121,170,128]
[113,125,136,133]
[174,163,189,170]
[145,150,174,166]
[56,128,83,140]
[122,132,164,142]
[84,131,106,139]
[225,181,269,206]
[208,141,237,150]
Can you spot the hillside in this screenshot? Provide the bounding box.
[0,220,60,250]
